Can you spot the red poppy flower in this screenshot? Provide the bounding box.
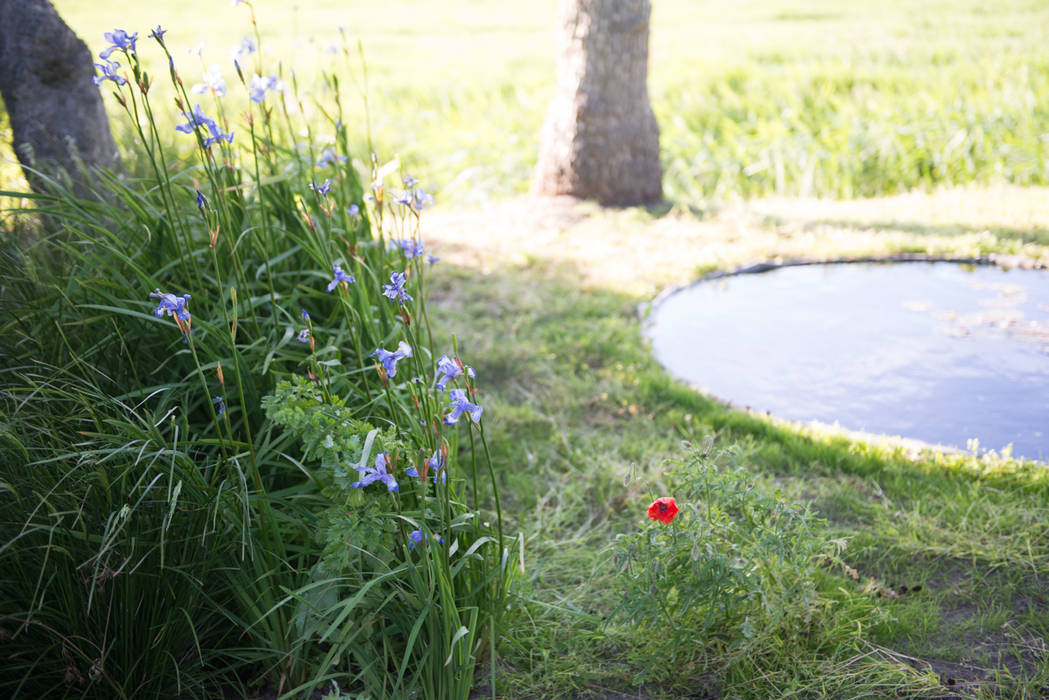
[647,497,679,524]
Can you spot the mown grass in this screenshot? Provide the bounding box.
[425,241,1049,697]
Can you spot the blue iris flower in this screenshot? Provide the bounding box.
[351,452,399,492]
[445,389,482,425]
[408,529,423,550]
[149,26,167,43]
[382,271,413,305]
[203,122,234,148]
[175,104,216,135]
[389,238,425,260]
[92,60,126,86]
[99,29,137,59]
[297,329,311,343]
[413,188,435,209]
[150,289,191,321]
[435,354,475,391]
[196,189,207,210]
[248,76,267,103]
[406,465,420,478]
[346,204,360,217]
[212,396,225,415]
[427,449,446,484]
[370,340,412,378]
[310,179,333,196]
[317,148,348,167]
[191,64,227,97]
[326,262,355,292]
[248,74,281,103]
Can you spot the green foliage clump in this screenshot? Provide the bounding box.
[0,16,511,699]
[264,376,512,700]
[612,447,934,696]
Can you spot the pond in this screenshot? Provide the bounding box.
[645,261,1049,461]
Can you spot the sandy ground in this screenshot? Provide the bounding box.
[420,185,1049,297]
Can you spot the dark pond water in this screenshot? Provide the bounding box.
[646,262,1049,460]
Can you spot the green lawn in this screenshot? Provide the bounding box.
[420,192,1049,697]
[2,1,1049,697]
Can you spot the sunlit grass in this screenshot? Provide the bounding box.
[4,0,1048,202]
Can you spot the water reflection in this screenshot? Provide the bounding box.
[646,262,1049,460]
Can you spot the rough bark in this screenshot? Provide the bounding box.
[533,0,661,206]
[0,0,119,195]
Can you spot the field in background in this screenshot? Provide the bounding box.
[3,0,1049,203]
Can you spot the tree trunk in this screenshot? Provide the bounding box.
[533,0,661,206]
[0,0,119,195]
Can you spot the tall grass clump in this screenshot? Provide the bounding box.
[659,56,1049,202]
[1,10,511,698]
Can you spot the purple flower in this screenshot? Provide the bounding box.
[413,188,435,209]
[408,529,423,550]
[403,176,418,188]
[149,26,167,43]
[351,452,398,492]
[203,122,234,148]
[212,396,225,415]
[249,74,282,103]
[406,465,420,478]
[382,271,413,305]
[310,179,333,196]
[195,189,207,210]
[248,75,268,103]
[346,204,360,217]
[229,36,256,61]
[389,238,425,260]
[326,262,355,292]
[93,60,126,86]
[301,308,310,321]
[370,340,411,377]
[297,329,311,343]
[427,449,446,484]
[175,104,216,135]
[150,289,191,321]
[99,29,137,59]
[191,64,227,97]
[444,389,482,425]
[317,148,348,167]
[427,254,440,266]
[435,354,475,391]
